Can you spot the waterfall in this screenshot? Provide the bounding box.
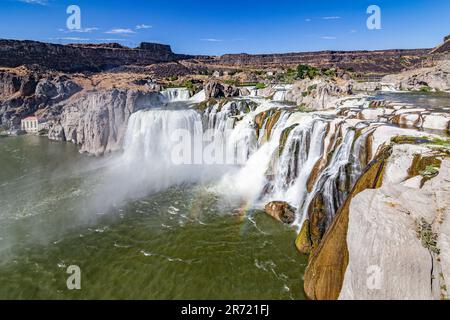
[268,118,328,213]
[272,90,287,101]
[91,109,207,207]
[198,98,373,232]
[161,88,191,102]
[104,96,378,236]
[189,90,206,103]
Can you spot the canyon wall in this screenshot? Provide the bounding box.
[199,49,431,74]
[0,39,191,72]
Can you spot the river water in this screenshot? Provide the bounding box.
[0,135,306,299]
[1,91,448,300]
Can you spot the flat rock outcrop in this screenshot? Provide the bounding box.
[382,60,450,92]
[285,78,353,109]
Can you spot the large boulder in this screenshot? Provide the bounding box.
[204,81,240,99]
[264,201,296,224]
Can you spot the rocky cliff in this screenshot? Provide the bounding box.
[48,89,165,155]
[430,35,450,55]
[0,67,82,129]
[304,134,450,300]
[199,49,430,75]
[0,39,191,72]
[340,146,450,300]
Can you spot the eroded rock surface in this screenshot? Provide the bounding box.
[340,149,450,300]
[50,89,164,155]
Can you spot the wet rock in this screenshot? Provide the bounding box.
[264,201,296,224]
[304,145,389,300]
[295,220,312,254]
[47,121,65,141]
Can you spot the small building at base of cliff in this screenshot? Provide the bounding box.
[21,116,47,133]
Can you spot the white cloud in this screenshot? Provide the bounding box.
[305,18,312,22]
[322,16,341,20]
[59,27,99,33]
[321,36,337,40]
[200,38,223,42]
[96,38,126,42]
[136,24,152,30]
[105,28,136,34]
[49,37,90,41]
[349,29,357,34]
[19,0,48,5]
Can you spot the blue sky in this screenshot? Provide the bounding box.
[0,0,448,55]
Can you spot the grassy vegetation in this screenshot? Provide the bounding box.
[391,136,450,148]
[419,86,432,93]
[416,218,440,255]
[428,138,450,148]
[419,165,440,178]
[296,64,320,80]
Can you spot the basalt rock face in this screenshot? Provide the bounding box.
[50,89,164,155]
[200,49,430,74]
[304,147,388,300]
[0,39,190,72]
[430,35,450,55]
[0,69,82,128]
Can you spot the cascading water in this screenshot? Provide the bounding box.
[199,98,373,232]
[267,118,328,217]
[87,109,211,210]
[100,96,381,237]
[161,88,191,102]
[272,90,287,102]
